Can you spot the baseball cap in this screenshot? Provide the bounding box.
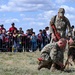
[58,8,65,13]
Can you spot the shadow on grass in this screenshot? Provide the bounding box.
[64,69,75,73]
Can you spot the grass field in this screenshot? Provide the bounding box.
[0,50,75,75]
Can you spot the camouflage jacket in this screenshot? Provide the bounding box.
[50,15,72,38]
[41,42,64,63]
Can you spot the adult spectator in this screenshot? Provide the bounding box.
[18,27,24,34]
[0,24,6,31]
[9,22,17,33]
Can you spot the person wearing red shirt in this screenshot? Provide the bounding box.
[9,22,17,33]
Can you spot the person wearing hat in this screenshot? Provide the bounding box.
[49,8,72,43]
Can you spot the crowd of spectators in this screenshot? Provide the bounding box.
[0,23,51,52]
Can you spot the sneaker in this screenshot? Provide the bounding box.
[29,50,33,52]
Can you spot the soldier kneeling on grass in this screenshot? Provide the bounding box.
[38,38,67,71]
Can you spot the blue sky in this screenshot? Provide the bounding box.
[0,0,75,34]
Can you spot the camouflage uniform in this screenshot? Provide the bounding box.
[50,8,72,43]
[50,16,71,37]
[38,42,64,70]
[41,42,64,63]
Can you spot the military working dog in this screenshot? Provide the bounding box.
[65,43,75,69]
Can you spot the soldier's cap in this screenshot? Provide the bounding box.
[58,8,65,13]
